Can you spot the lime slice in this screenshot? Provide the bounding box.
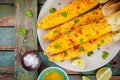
[72,59,86,69]
[96,67,112,80]
[82,76,90,80]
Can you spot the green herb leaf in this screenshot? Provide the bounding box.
[92,11,96,15]
[97,43,100,50]
[78,46,85,52]
[74,19,80,23]
[25,10,33,18]
[60,60,64,62]
[64,30,71,34]
[64,52,68,56]
[54,44,60,49]
[18,28,27,36]
[53,29,58,34]
[79,13,83,17]
[101,39,105,43]
[102,51,110,60]
[49,8,57,13]
[61,12,68,18]
[87,51,94,57]
[79,38,83,43]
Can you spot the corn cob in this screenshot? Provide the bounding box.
[49,32,113,62]
[43,8,104,41]
[45,18,112,55]
[37,0,99,29]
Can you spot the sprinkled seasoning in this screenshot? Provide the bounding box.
[23,54,38,68]
[61,12,68,18]
[74,19,80,23]
[49,8,57,13]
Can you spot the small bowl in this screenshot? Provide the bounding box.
[37,67,69,80]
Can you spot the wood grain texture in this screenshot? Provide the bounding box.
[0,67,14,75]
[14,0,38,80]
[0,75,13,80]
[0,46,14,50]
[0,16,15,26]
[0,5,15,16]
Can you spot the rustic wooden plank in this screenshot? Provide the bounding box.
[0,46,14,50]
[0,67,14,75]
[0,75,14,80]
[0,16,15,26]
[0,0,14,5]
[14,0,38,80]
[0,27,15,46]
[0,5,15,16]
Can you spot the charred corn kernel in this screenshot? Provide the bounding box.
[49,33,113,62]
[43,8,104,41]
[45,18,112,55]
[37,0,99,29]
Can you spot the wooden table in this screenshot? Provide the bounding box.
[0,0,120,80]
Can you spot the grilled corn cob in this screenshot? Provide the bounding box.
[43,8,104,41]
[45,18,112,55]
[49,32,113,62]
[37,0,99,29]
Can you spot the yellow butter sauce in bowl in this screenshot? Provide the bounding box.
[37,67,69,80]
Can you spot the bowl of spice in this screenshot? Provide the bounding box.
[37,67,69,80]
[21,50,41,71]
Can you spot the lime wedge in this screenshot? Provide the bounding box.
[96,67,112,80]
[72,58,86,69]
[82,76,91,80]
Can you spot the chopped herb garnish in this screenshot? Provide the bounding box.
[64,30,71,34]
[101,39,105,43]
[61,60,64,62]
[18,28,27,36]
[49,8,57,13]
[79,38,83,43]
[61,12,68,18]
[92,11,96,15]
[25,10,33,18]
[97,43,100,50]
[78,46,85,52]
[79,13,83,17]
[102,51,110,60]
[64,52,68,56]
[87,51,94,57]
[54,44,60,49]
[53,29,58,34]
[74,19,80,23]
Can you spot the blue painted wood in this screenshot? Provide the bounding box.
[0,27,15,46]
[0,51,14,67]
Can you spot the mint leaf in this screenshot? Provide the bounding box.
[53,29,58,34]
[64,30,71,34]
[101,39,105,43]
[18,28,27,36]
[25,10,33,18]
[79,38,83,43]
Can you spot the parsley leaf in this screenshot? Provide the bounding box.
[64,52,68,56]
[97,43,100,50]
[79,13,83,17]
[87,51,94,57]
[18,28,27,36]
[102,51,110,60]
[53,29,58,34]
[54,44,60,49]
[61,12,68,18]
[74,19,80,23]
[78,46,85,52]
[49,8,57,13]
[79,38,83,43]
[101,39,105,43]
[25,10,33,18]
[64,30,71,34]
